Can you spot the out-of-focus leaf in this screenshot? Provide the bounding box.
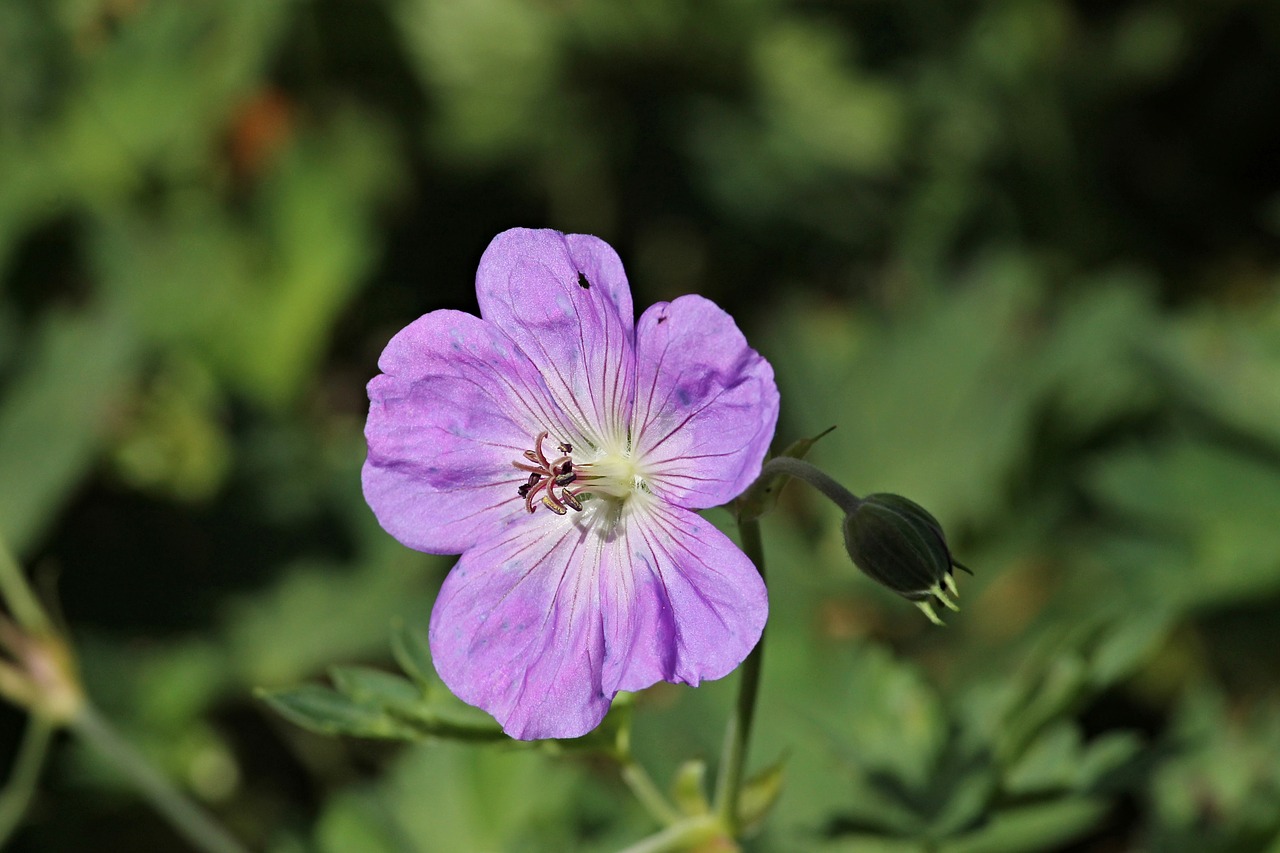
[765,255,1040,527]
[1006,724,1143,797]
[225,544,441,688]
[0,307,137,553]
[226,116,398,405]
[397,0,561,163]
[1085,440,1280,608]
[390,620,436,688]
[672,759,709,817]
[754,22,905,175]
[941,797,1109,853]
[314,799,398,853]
[1146,296,1280,448]
[738,754,786,836]
[328,666,423,712]
[108,355,231,501]
[317,742,579,852]
[1145,686,1280,851]
[258,684,418,740]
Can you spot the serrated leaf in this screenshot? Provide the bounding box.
[1076,731,1143,792]
[257,685,416,739]
[1086,608,1171,689]
[329,665,423,710]
[390,620,436,688]
[941,797,1109,853]
[997,652,1089,765]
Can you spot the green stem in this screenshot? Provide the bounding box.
[713,516,767,836]
[621,759,681,827]
[758,457,861,515]
[0,716,54,845]
[0,538,50,634]
[70,705,251,853]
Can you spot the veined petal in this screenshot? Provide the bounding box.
[632,295,779,508]
[429,516,610,740]
[363,310,573,554]
[600,502,767,696]
[475,228,636,446]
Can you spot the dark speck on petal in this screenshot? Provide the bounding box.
[577,271,591,289]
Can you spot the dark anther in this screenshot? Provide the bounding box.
[558,442,572,454]
[577,272,591,289]
[523,450,541,464]
[517,472,542,498]
[554,470,576,487]
[541,495,568,515]
[562,491,583,512]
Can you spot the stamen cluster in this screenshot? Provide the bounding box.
[513,431,584,515]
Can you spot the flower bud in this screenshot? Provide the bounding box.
[841,493,970,625]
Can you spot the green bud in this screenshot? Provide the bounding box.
[841,493,971,625]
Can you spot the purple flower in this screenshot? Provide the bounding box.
[362,228,779,740]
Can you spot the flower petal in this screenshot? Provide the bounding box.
[363,309,573,554]
[599,501,767,696]
[429,516,611,740]
[632,295,779,508]
[474,228,636,446]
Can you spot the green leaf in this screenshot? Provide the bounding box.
[389,619,436,688]
[941,797,1109,853]
[672,760,710,818]
[737,754,786,836]
[256,685,417,740]
[1084,439,1280,608]
[329,665,424,711]
[0,307,137,553]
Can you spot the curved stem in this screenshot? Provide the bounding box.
[713,516,766,836]
[0,715,54,845]
[620,758,681,827]
[758,457,862,515]
[0,538,50,634]
[70,705,251,853]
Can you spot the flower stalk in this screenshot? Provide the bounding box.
[70,706,250,853]
[714,515,767,838]
[621,759,682,828]
[757,457,970,625]
[0,536,251,853]
[757,456,862,516]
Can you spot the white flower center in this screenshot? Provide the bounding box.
[510,431,650,517]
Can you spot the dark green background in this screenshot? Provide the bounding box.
[2,0,1280,850]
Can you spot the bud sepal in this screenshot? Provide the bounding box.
[841,493,971,625]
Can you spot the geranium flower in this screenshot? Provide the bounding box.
[362,228,779,740]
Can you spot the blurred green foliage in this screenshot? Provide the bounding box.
[2,0,1280,850]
